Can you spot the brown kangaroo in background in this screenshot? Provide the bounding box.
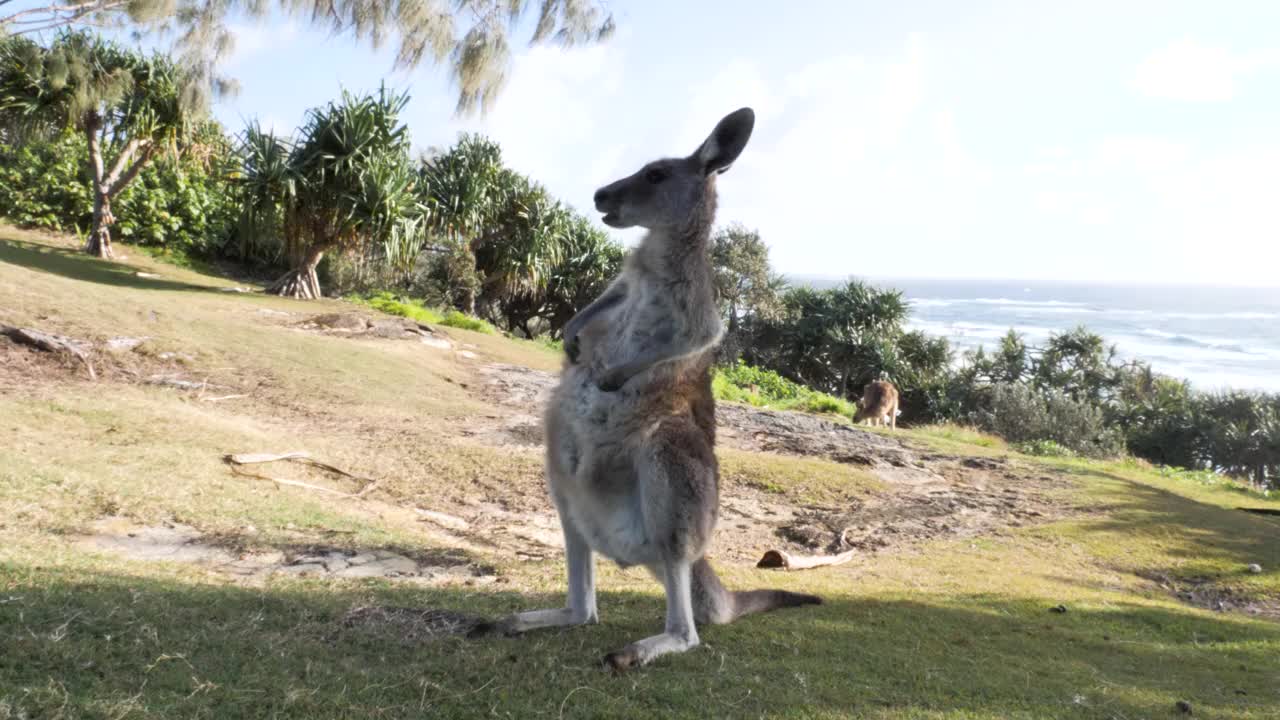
[481,108,820,671]
[855,379,900,429]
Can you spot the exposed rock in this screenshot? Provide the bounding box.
[104,336,149,352]
[310,313,370,331]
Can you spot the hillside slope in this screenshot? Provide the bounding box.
[2,226,1279,719]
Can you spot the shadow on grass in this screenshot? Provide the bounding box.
[3,564,1278,719]
[0,238,218,294]
[1059,467,1280,576]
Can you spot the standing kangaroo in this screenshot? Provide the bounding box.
[854,379,900,429]
[484,108,820,671]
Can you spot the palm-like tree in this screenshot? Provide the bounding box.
[474,170,567,303]
[241,85,420,299]
[0,31,200,258]
[541,215,623,338]
[233,120,295,265]
[1,1,616,120]
[418,133,505,313]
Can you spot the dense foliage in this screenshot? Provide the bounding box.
[0,129,237,253]
[0,31,205,258]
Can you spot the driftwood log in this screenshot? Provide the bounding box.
[1,324,96,378]
[756,548,857,571]
[224,451,381,498]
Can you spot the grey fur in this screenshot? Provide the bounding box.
[487,107,821,671]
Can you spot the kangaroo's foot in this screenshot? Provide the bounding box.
[603,629,699,672]
[471,607,597,638]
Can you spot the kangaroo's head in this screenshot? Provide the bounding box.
[593,107,755,233]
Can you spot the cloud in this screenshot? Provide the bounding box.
[437,40,627,224]
[225,20,299,70]
[1132,40,1280,102]
[1020,132,1280,284]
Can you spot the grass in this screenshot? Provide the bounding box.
[713,360,858,418]
[2,224,1280,718]
[348,290,495,333]
[898,423,1009,457]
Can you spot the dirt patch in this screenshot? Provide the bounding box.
[0,327,249,400]
[446,363,1075,564]
[77,516,498,586]
[772,459,1064,555]
[336,605,490,644]
[293,312,455,349]
[1138,570,1280,621]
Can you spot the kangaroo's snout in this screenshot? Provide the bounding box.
[593,186,614,211]
[594,179,628,227]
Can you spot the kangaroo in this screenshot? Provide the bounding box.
[854,379,900,429]
[483,108,820,671]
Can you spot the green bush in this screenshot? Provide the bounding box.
[713,361,857,417]
[1016,439,1077,457]
[979,383,1122,457]
[0,131,237,255]
[348,292,493,334]
[440,309,493,333]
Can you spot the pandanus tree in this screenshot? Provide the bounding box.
[418,133,505,313]
[540,215,623,337]
[237,85,421,299]
[232,120,294,266]
[0,31,199,258]
[474,172,567,302]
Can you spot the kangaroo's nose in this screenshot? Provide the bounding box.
[593,187,612,209]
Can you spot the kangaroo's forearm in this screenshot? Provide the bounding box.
[599,321,724,391]
[565,284,628,343]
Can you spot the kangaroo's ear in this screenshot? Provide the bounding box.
[694,107,755,176]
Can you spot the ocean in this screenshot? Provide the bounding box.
[794,276,1280,394]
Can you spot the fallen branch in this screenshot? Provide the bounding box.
[228,465,359,498]
[224,451,381,497]
[200,394,249,403]
[1,324,96,378]
[755,548,857,571]
[146,375,228,391]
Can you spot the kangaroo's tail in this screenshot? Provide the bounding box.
[691,556,821,625]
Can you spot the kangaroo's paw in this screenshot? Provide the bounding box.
[603,631,698,673]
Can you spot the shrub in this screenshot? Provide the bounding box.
[978,383,1122,457]
[713,361,857,417]
[0,131,237,255]
[439,309,493,333]
[1017,439,1077,457]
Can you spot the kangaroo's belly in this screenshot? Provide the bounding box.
[567,490,662,567]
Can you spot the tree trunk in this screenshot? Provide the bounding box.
[86,189,115,259]
[268,245,327,299]
[83,114,114,259]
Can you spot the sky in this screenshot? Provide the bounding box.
[160,1,1280,285]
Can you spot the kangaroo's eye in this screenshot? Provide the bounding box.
[644,168,668,184]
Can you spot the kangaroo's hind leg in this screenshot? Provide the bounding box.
[478,417,598,636]
[486,517,597,635]
[603,418,718,671]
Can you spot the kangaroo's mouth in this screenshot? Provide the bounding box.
[600,212,624,228]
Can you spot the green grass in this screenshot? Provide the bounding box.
[348,290,495,333]
[899,423,1009,456]
[713,360,858,418]
[3,224,1280,718]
